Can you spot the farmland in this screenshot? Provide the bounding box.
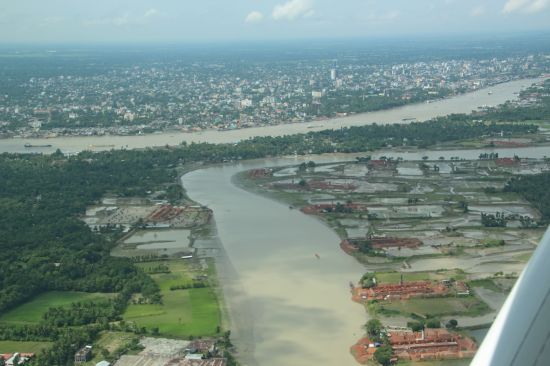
[123,260,222,338]
[0,340,52,354]
[370,296,490,318]
[0,291,114,325]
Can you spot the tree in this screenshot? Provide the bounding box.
[407,321,424,332]
[361,273,376,288]
[425,319,441,328]
[365,318,382,339]
[446,319,458,329]
[374,344,393,366]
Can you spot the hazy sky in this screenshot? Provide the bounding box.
[1,0,550,43]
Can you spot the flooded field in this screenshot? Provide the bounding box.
[122,229,192,255]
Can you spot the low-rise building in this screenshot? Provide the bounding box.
[74,345,92,364]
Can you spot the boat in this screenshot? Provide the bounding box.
[88,144,115,148]
[24,143,52,148]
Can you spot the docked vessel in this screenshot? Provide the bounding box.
[24,143,52,148]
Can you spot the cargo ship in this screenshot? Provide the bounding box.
[24,143,52,148]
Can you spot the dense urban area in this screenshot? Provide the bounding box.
[1,44,549,138]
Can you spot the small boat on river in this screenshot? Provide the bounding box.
[24,143,52,148]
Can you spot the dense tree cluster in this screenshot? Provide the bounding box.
[481,212,508,227]
[504,172,550,223]
[0,152,166,315]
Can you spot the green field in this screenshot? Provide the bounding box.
[124,260,222,338]
[0,340,53,353]
[0,291,114,325]
[374,296,490,317]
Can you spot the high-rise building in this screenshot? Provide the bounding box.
[330,68,337,80]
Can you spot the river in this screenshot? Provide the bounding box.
[182,159,368,366]
[0,77,544,155]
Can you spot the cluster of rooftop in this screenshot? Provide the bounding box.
[1,54,548,138]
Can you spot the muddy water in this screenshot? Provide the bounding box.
[1,77,544,155]
[182,160,367,366]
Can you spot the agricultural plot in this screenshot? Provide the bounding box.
[0,291,114,325]
[372,296,490,318]
[124,260,222,338]
[375,270,466,284]
[0,340,52,354]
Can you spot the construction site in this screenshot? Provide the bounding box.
[352,280,448,302]
[114,338,226,366]
[82,198,212,230]
[351,328,477,364]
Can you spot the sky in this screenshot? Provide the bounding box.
[1,0,550,43]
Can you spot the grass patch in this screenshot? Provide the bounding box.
[375,269,466,284]
[82,331,139,365]
[469,278,502,293]
[0,291,115,325]
[0,340,53,354]
[124,260,221,338]
[514,252,533,262]
[371,296,490,318]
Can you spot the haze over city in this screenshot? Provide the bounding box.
[1,0,550,43]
